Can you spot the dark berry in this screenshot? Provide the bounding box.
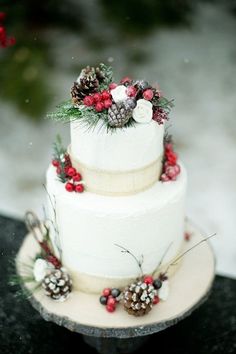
[111,288,121,298]
[99,296,108,305]
[153,279,162,290]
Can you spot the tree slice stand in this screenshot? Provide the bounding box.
[16,222,215,354]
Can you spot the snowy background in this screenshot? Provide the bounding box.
[0,1,236,278]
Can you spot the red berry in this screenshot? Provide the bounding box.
[106,304,116,313]
[165,143,173,152]
[95,102,104,112]
[144,275,154,284]
[165,166,177,179]
[65,182,74,192]
[174,164,181,175]
[67,167,76,177]
[83,95,94,106]
[93,93,102,103]
[56,166,62,174]
[109,82,118,90]
[126,86,137,97]
[107,296,116,306]
[103,288,111,297]
[153,296,160,305]
[166,150,177,166]
[143,89,154,101]
[103,99,112,109]
[75,184,84,193]
[120,76,132,85]
[52,159,59,167]
[73,173,82,182]
[101,90,111,100]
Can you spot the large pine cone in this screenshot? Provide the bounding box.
[42,268,72,301]
[71,65,101,106]
[123,280,157,316]
[108,102,132,128]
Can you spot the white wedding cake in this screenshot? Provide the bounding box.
[46,63,187,295]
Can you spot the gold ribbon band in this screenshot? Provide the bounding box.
[68,145,163,196]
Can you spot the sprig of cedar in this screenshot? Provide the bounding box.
[52,135,68,183]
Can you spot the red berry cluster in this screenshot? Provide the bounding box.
[0,12,16,48]
[152,107,168,125]
[83,90,112,112]
[99,288,121,313]
[52,155,84,193]
[161,143,181,182]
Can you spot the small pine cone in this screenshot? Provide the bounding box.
[108,102,132,128]
[71,82,83,105]
[123,280,157,317]
[95,66,105,82]
[42,268,72,301]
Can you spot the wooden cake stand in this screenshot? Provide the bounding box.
[16,222,215,354]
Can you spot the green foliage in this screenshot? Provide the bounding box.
[98,63,114,90]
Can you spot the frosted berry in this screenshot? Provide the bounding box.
[153,296,160,305]
[67,167,76,177]
[65,182,74,192]
[126,86,137,97]
[95,102,104,112]
[83,95,94,106]
[166,150,177,165]
[101,90,111,100]
[174,164,181,174]
[165,166,177,179]
[93,93,102,103]
[109,82,118,90]
[144,275,154,284]
[161,173,170,182]
[72,173,82,182]
[143,89,154,101]
[153,279,162,290]
[107,296,116,306]
[111,288,121,298]
[120,76,132,85]
[75,184,84,193]
[103,99,112,109]
[52,159,59,167]
[99,296,108,305]
[106,304,116,313]
[103,288,111,297]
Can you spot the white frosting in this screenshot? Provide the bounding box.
[46,163,187,292]
[70,120,164,171]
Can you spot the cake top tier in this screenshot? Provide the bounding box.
[48,63,173,132]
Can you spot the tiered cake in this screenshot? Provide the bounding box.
[46,63,187,295]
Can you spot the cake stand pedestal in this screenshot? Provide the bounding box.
[16,222,215,354]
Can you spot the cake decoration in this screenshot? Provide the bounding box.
[23,211,73,302]
[161,134,181,182]
[47,63,174,131]
[52,135,84,193]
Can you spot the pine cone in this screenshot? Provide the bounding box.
[42,268,72,301]
[123,280,157,316]
[108,102,132,128]
[71,66,100,106]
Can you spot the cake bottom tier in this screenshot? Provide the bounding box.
[46,164,187,293]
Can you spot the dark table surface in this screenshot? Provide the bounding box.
[0,214,236,354]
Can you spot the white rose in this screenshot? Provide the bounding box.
[33,258,53,282]
[132,99,153,123]
[158,280,169,301]
[111,85,128,103]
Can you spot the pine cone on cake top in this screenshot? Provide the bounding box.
[123,279,157,316]
[71,65,100,106]
[42,268,72,301]
[108,102,133,128]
